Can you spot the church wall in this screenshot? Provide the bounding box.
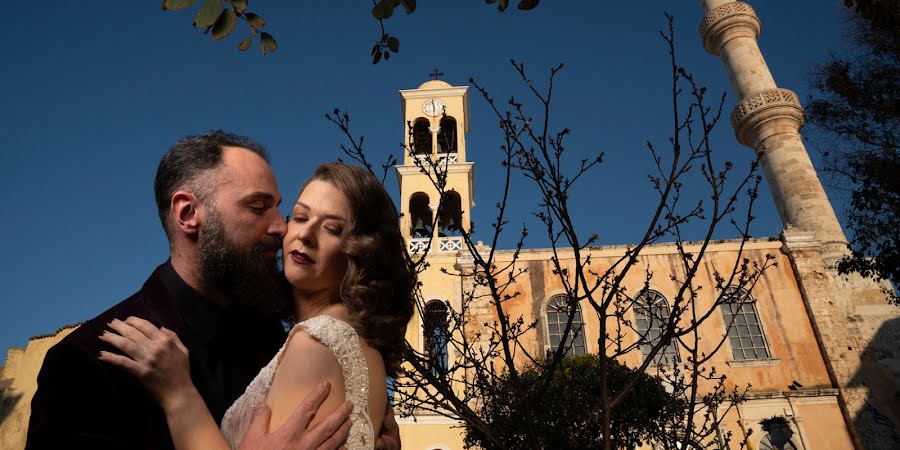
[0,325,78,450]
[424,237,855,447]
[712,392,854,450]
[478,239,833,396]
[794,400,856,450]
[397,419,466,450]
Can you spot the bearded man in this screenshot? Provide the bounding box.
[25,131,374,449]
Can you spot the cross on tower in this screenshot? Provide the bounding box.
[429,66,444,81]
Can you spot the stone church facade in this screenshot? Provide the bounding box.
[2,1,898,449]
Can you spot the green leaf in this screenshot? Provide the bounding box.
[212,8,237,40]
[231,0,248,13]
[244,12,265,29]
[372,0,395,20]
[194,0,222,28]
[238,36,253,51]
[260,32,277,55]
[517,0,539,10]
[373,49,382,64]
[162,0,197,11]
[400,0,416,14]
[387,36,400,53]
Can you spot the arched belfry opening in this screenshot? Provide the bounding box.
[438,191,463,237]
[409,193,433,238]
[423,300,449,374]
[437,116,457,153]
[412,118,432,155]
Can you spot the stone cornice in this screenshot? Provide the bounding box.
[395,162,474,176]
[781,228,820,253]
[745,388,840,400]
[29,322,82,341]
[399,86,468,100]
[731,88,804,147]
[699,1,761,55]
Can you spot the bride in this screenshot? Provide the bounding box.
[99,163,416,449]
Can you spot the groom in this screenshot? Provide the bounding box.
[26,131,400,449]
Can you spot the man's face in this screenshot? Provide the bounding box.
[196,146,289,314]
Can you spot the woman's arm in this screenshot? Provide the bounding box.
[266,330,346,432]
[99,317,231,450]
[99,317,353,450]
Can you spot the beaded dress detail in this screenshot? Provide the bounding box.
[220,315,374,449]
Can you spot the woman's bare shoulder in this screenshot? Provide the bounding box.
[265,327,345,432]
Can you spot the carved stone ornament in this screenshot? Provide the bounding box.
[699,2,761,55]
[731,88,804,147]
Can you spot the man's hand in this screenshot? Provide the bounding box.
[374,406,401,450]
[239,382,352,450]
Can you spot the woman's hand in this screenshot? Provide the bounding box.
[98,317,194,412]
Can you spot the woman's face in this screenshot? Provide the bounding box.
[283,179,350,296]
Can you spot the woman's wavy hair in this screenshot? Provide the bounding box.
[305,162,415,376]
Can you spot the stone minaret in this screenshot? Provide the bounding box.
[700,2,900,449]
[699,0,847,252]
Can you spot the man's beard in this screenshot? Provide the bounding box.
[198,208,290,318]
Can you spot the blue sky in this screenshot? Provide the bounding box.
[0,1,855,364]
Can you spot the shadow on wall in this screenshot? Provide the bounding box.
[0,386,23,426]
[852,317,900,448]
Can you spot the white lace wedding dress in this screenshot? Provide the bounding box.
[220,315,375,449]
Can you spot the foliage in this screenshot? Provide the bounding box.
[160,0,540,61]
[464,354,681,449]
[329,14,764,450]
[161,0,276,55]
[805,9,900,303]
[842,0,900,32]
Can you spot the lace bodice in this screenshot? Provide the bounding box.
[220,315,374,449]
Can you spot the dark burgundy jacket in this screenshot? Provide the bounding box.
[25,263,286,450]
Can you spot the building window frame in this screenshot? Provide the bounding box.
[542,294,587,356]
[634,289,680,366]
[720,286,772,362]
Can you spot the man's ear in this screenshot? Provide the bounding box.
[171,191,203,236]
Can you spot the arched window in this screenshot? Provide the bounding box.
[424,300,449,373]
[545,295,586,356]
[409,193,433,238]
[721,287,771,360]
[634,290,679,365]
[437,191,463,237]
[412,118,432,155]
[437,116,457,153]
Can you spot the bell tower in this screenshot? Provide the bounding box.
[396,77,474,253]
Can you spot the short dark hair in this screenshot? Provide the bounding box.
[306,163,416,377]
[154,130,269,239]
